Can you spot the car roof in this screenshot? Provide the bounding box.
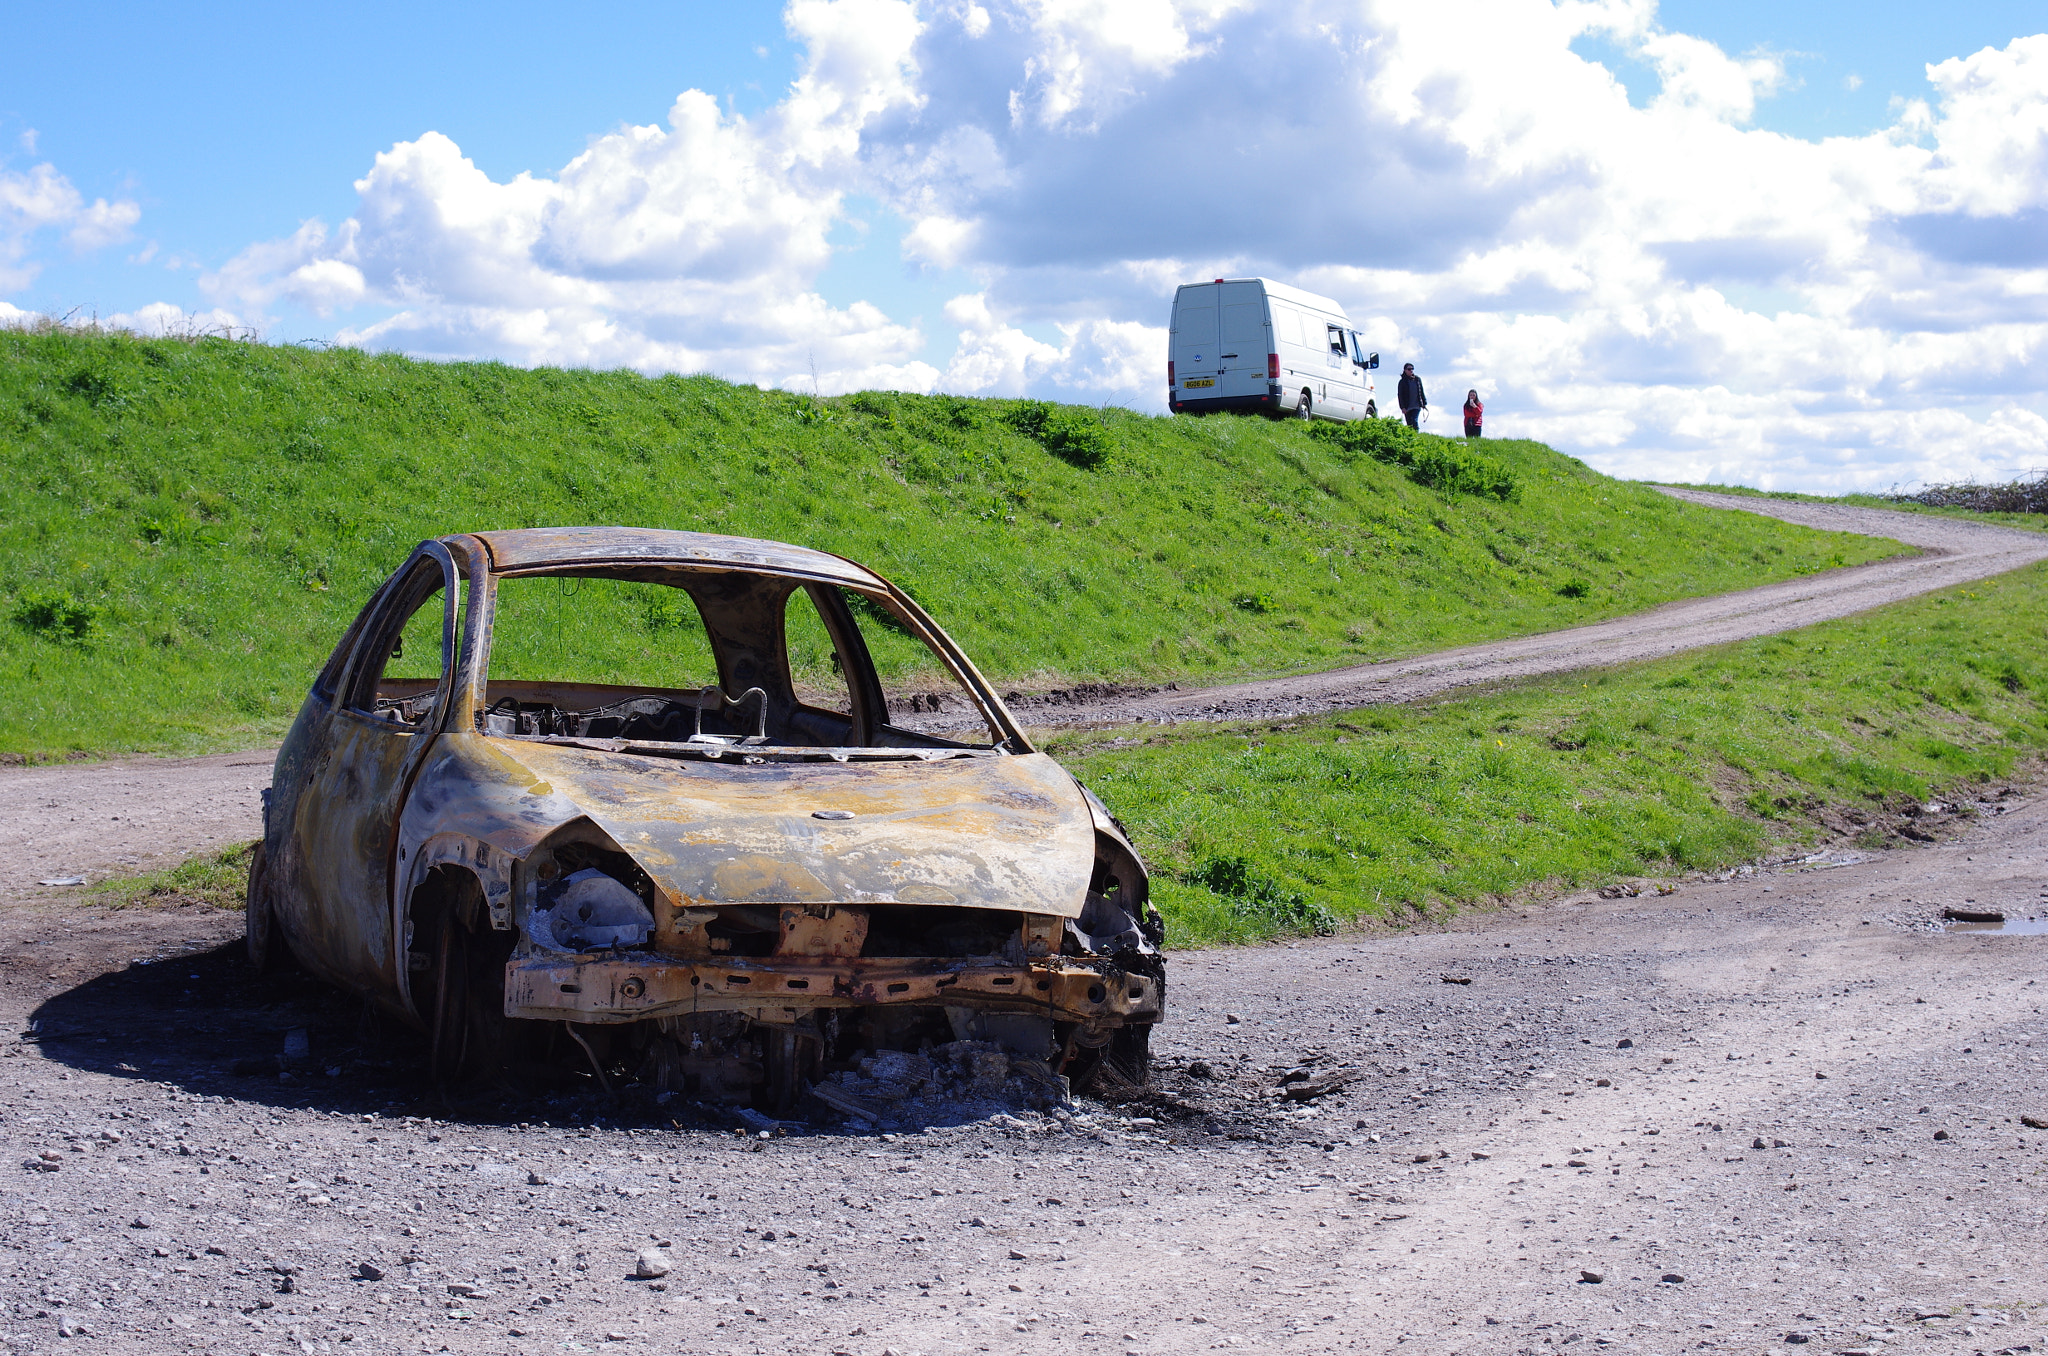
[467,527,888,588]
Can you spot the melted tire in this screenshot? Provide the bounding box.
[1067,1023,1153,1096]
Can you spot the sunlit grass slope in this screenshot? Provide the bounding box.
[2,328,1903,758]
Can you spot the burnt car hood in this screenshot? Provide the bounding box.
[478,740,1097,917]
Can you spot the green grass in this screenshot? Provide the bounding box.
[85,841,254,911]
[1054,562,2048,945]
[2,327,1904,759]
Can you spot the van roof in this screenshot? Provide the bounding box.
[1177,276,1350,320]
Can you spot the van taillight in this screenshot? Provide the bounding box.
[1267,353,1279,379]
[1168,360,1176,387]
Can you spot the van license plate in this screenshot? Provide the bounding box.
[1183,378,1215,388]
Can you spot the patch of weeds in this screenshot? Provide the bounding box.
[1042,411,1113,470]
[280,430,329,463]
[12,588,101,644]
[848,591,916,638]
[638,589,699,632]
[89,841,255,911]
[1232,592,1277,614]
[65,366,124,409]
[1003,399,1054,440]
[1005,399,1113,469]
[1556,578,1591,599]
[847,390,897,426]
[932,395,985,431]
[17,390,58,427]
[1185,854,1338,937]
[788,396,835,426]
[1308,418,1520,500]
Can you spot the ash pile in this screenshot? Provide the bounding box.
[807,1040,1072,1129]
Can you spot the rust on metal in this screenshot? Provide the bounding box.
[252,526,1165,1110]
[502,952,1162,1025]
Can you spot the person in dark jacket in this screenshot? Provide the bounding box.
[1397,364,1426,429]
[1463,389,1483,439]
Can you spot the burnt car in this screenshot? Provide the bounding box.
[247,527,1163,1111]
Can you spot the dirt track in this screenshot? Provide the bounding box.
[7,493,2044,902]
[1,772,2042,1354]
[994,491,2048,726]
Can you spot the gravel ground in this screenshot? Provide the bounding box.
[1,784,2043,1355]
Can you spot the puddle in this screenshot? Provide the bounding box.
[1945,914,2048,936]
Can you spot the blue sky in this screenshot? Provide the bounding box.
[4,4,793,323]
[1585,0,2045,138]
[5,1,2046,493]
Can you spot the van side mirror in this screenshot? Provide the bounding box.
[1367,353,1380,370]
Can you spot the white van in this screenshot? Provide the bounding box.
[1167,277,1379,421]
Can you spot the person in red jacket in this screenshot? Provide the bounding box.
[1463,389,1483,439]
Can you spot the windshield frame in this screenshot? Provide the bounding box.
[450,555,1028,754]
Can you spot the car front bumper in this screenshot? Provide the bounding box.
[504,952,1163,1027]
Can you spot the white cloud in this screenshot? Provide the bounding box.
[176,0,2048,493]
[0,159,141,290]
[873,1,2048,492]
[1000,0,1249,131]
[938,291,1163,399]
[201,0,932,393]
[1915,35,2048,215]
[1634,31,1787,122]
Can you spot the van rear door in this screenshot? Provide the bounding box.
[1171,286,1220,396]
[1216,282,1269,400]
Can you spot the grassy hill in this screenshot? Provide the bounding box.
[1,327,1903,759]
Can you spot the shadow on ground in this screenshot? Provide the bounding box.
[18,942,658,1128]
[21,941,1213,1139]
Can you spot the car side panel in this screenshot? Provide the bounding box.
[265,688,332,931]
[284,710,418,1004]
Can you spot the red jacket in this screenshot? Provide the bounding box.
[1463,397,1483,424]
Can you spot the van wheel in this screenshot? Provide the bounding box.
[1366,400,1377,418]
[1297,391,1313,420]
